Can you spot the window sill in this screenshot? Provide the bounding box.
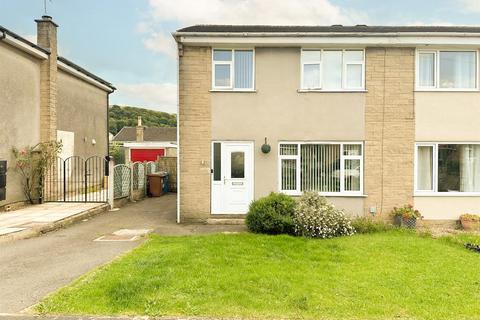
[415,89,480,92]
[297,89,367,93]
[283,192,367,198]
[414,193,480,197]
[210,89,257,93]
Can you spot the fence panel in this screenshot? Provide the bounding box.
[132,162,145,191]
[156,157,177,192]
[114,164,131,199]
[145,161,157,175]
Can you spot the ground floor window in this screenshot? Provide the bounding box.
[416,143,480,194]
[279,142,363,195]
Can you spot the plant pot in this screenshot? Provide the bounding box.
[394,216,402,227]
[393,216,417,228]
[461,219,480,231]
[402,217,417,229]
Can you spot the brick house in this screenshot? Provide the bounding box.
[0,16,115,207]
[174,25,480,223]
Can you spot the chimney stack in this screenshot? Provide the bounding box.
[136,116,144,142]
[35,15,58,142]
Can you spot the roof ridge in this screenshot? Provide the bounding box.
[0,25,115,91]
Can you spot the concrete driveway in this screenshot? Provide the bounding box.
[0,194,245,315]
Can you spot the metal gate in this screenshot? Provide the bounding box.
[43,156,109,203]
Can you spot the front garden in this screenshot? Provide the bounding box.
[37,192,480,319]
[37,231,480,319]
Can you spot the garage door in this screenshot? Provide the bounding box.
[131,149,165,162]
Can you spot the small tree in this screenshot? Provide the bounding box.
[12,141,62,204]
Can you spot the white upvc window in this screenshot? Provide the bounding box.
[279,142,363,196]
[212,49,254,90]
[416,50,478,90]
[301,49,365,91]
[415,143,480,195]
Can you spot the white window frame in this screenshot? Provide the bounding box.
[211,48,255,91]
[278,141,364,196]
[414,142,480,196]
[300,49,365,91]
[415,49,479,91]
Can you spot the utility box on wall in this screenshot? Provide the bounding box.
[0,160,6,201]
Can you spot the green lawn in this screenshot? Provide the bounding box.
[37,231,480,319]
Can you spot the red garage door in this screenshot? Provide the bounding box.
[131,149,165,162]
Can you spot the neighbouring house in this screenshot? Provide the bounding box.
[0,16,115,207]
[112,116,177,163]
[174,24,480,223]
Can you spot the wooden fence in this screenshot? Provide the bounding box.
[156,157,177,192]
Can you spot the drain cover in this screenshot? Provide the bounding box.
[94,229,152,242]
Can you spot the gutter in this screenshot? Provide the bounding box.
[0,30,49,59]
[58,60,115,93]
[173,31,480,38]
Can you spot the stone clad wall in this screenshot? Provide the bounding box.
[364,47,415,217]
[178,46,212,221]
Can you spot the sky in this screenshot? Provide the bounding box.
[1,0,480,113]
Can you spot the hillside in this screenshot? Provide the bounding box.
[109,105,176,135]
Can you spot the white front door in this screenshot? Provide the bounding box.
[211,141,254,214]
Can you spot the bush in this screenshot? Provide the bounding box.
[294,192,355,238]
[351,217,394,234]
[391,204,421,220]
[460,214,480,221]
[246,192,296,235]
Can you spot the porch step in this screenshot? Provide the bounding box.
[206,218,246,225]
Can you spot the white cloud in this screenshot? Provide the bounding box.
[139,0,368,58]
[143,32,177,58]
[148,0,367,25]
[112,83,177,113]
[458,0,480,13]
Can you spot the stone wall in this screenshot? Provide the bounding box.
[364,47,415,217]
[178,46,212,221]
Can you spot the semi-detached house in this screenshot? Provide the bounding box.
[174,25,480,224]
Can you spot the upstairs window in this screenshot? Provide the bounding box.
[301,49,364,90]
[417,50,477,90]
[212,49,254,90]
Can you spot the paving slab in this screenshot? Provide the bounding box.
[0,202,107,241]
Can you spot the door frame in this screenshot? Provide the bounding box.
[211,140,255,214]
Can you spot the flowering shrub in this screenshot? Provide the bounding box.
[460,214,480,222]
[246,192,296,235]
[12,141,62,204]
[293,192,355,238]
[391,205,421,220]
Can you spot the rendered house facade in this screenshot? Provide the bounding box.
[0,16,115,207]
[174,25,480,223]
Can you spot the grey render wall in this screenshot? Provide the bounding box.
[414,92,480,220]
[211,47,366,215]
[0,42,41,205]
[57,70,109,159]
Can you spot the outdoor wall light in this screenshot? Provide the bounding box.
[261,137,271,154]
